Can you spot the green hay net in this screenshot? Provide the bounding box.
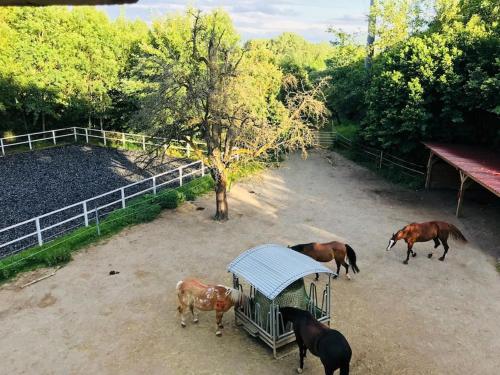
[254,278,308,330]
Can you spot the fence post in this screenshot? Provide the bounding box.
[83,201,89,227]
[0,138,4,156]
[153,176,157,195]
[120,187,126,208]
[103,130,107,146]
[378,151,383,169]
[201,160,205,176]
[142,135,146,151]
[85,128,89,143]
[179,167,183,186]
[35,217,43,246]
[186,144,190,157]
[95,208,101,236]
[73,127,77,142]
[28,134,32,150]
[122,132,126,147]
[52,130,56,145]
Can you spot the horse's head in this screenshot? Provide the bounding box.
[386,232,398,251]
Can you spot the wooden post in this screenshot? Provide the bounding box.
[28,134,32,150]
[73,127,77,141]
[142,135,146,151]
[122,132,126,147]
[0,138,4,156]
[425,152,437,189]
[85,128,89,143]
[52,130,56,145]
[378,151,383,169]
[103,131,107,146]
[456,171,471,217]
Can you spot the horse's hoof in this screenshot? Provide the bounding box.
[346,274,351,280]
[438,257,445,261]
[193,318,199,323]
[181,322,186,328]
[296,368,303,374]
[333,275,338,280]
[403,260,408,265]
[428,253,433,258]
[215,330,222,336]
[314,278,319,282]
[412,252,417,257]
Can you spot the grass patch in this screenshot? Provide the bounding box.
[0,175,214,283]
[332,120,359,140]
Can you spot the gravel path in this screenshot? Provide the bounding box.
[0,145,198,257]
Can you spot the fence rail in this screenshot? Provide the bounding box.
[0,126,208,157]
[313,131,425,176]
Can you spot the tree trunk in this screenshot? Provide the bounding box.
[213,170,229,221]
[365,0,376,72]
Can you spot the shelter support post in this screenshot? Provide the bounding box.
[456,171,472,217]
[425,151,438,189]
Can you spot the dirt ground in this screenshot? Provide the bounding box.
[1,151,499,375]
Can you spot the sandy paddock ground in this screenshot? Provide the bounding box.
[1,151,499,375]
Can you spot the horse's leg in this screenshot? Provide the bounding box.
[296,335,306,374]
[429,238,440,258]
[334,260,341,279]
[315,273,319,281]
[321,360,334,375]
[342,261,351,280]
[178,304,187,327]
[439,239,449,261]
[215,311,224,336]
[189,304,198,323]
[403,242,414,264]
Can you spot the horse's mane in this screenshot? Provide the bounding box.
[289,243,311,253]
[228,288,241,303]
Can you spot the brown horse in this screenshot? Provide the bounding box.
[176,278,242,336]
[289,241,360,280]
[387,221,467,264]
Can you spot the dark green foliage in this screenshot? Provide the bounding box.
[177,176,215,201]
[155,190,186,209]
[326,0,499,156]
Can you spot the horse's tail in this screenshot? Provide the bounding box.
[447,224,467,243]
[345,244,360,274]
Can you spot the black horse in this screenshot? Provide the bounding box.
[280,307,351,375]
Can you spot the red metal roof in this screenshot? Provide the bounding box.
[423,142,500,197]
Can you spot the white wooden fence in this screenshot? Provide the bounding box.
[0,126,208,258]
[0,126,203,157]
[0,159,205,257]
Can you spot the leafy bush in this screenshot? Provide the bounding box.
[155,190,186,209]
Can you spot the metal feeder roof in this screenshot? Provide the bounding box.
[228,243,335,300]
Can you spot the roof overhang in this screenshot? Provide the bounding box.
[1,1,138,5]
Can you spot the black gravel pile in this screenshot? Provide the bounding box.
[0,145,200,257]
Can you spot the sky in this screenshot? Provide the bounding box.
[99,0,371,43]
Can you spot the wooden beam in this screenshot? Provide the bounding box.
[1,0,137,6]
[425,151,437,189]
[456,171,472,217]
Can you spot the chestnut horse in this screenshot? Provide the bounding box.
[280,307,351,375]
[176,278,241,336]
[387,221,467,264]
[289,241,360,280]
